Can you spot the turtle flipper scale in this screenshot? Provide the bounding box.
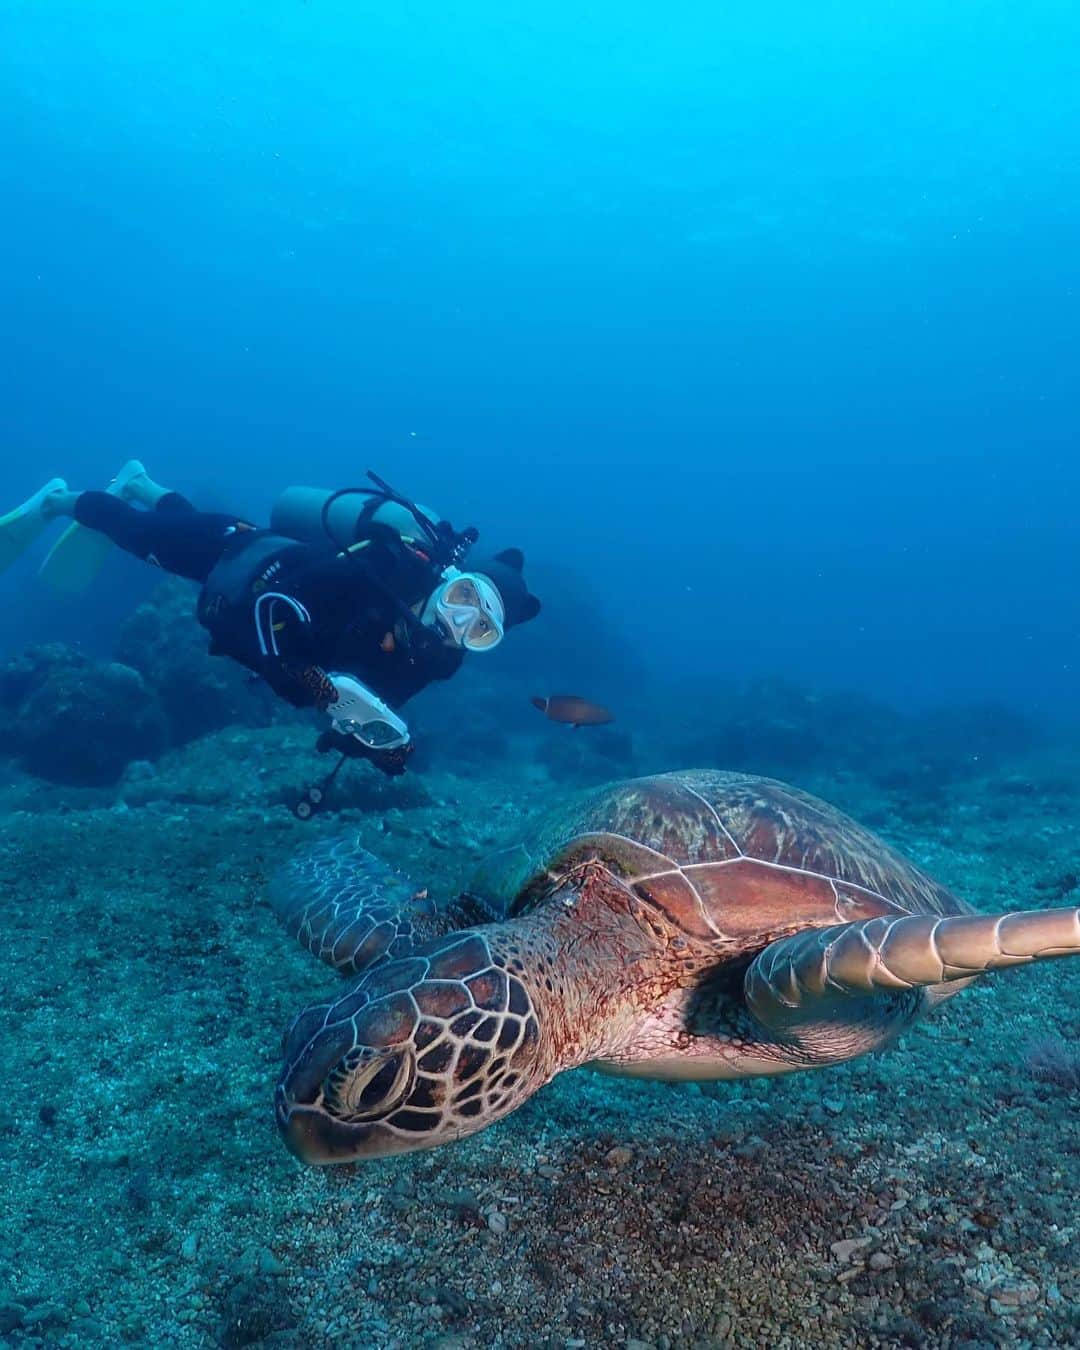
[270,834,451,976]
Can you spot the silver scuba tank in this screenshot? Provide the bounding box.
[270,486,440,551]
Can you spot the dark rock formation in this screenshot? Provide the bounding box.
[0,645,167,785]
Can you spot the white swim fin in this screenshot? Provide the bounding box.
[39,459,147,595]
[0,478,67,574]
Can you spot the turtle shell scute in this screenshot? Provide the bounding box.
[475,770,968,941]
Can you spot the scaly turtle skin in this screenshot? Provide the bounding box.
[272,771,1080,1164]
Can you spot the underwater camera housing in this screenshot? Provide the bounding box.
[270,471,478,571]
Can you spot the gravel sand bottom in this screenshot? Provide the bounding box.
[1,729,1077,1348]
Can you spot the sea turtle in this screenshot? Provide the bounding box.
[272,770,1080,1164]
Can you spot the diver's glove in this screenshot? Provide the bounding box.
[364,740,413,777]
[316,728,414,776]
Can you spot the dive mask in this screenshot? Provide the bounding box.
[426,571,505,651]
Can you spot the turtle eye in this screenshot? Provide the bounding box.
[322,1047,414,1124]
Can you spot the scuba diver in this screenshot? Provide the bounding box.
[0,461,541,776]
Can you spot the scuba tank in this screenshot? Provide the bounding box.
[269,471,479,569]
[271,486,440,553]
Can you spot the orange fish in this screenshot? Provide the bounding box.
[531,694,614,728]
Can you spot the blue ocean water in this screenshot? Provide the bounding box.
[1,0,1077,717]
[3,10,1080,1347]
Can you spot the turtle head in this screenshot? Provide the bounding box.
[275,931,543,1164]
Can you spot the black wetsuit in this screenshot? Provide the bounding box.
[75,490,243,582]
[76,490,463,713]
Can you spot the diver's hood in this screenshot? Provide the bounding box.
[470,548,541,629]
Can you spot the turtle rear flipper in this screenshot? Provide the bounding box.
[270,834,452,976]
[746,906,1080,1041]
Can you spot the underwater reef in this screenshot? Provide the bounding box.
[0,582,288,787]
[0,643,169,785]
[0,579,1047,795]
[0,594,1077,1348]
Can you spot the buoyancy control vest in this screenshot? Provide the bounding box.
[196,530,307,656]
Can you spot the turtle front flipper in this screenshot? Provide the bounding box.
[270,834,458,977]
[745,906,1080,1050]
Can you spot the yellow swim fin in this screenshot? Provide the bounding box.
[39,459,147,595]
[0,478,67,574]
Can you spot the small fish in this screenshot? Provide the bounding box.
[531,694,614,728]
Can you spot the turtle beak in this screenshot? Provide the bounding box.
[274,1084,378,1165]
[275,1020,378,1164]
